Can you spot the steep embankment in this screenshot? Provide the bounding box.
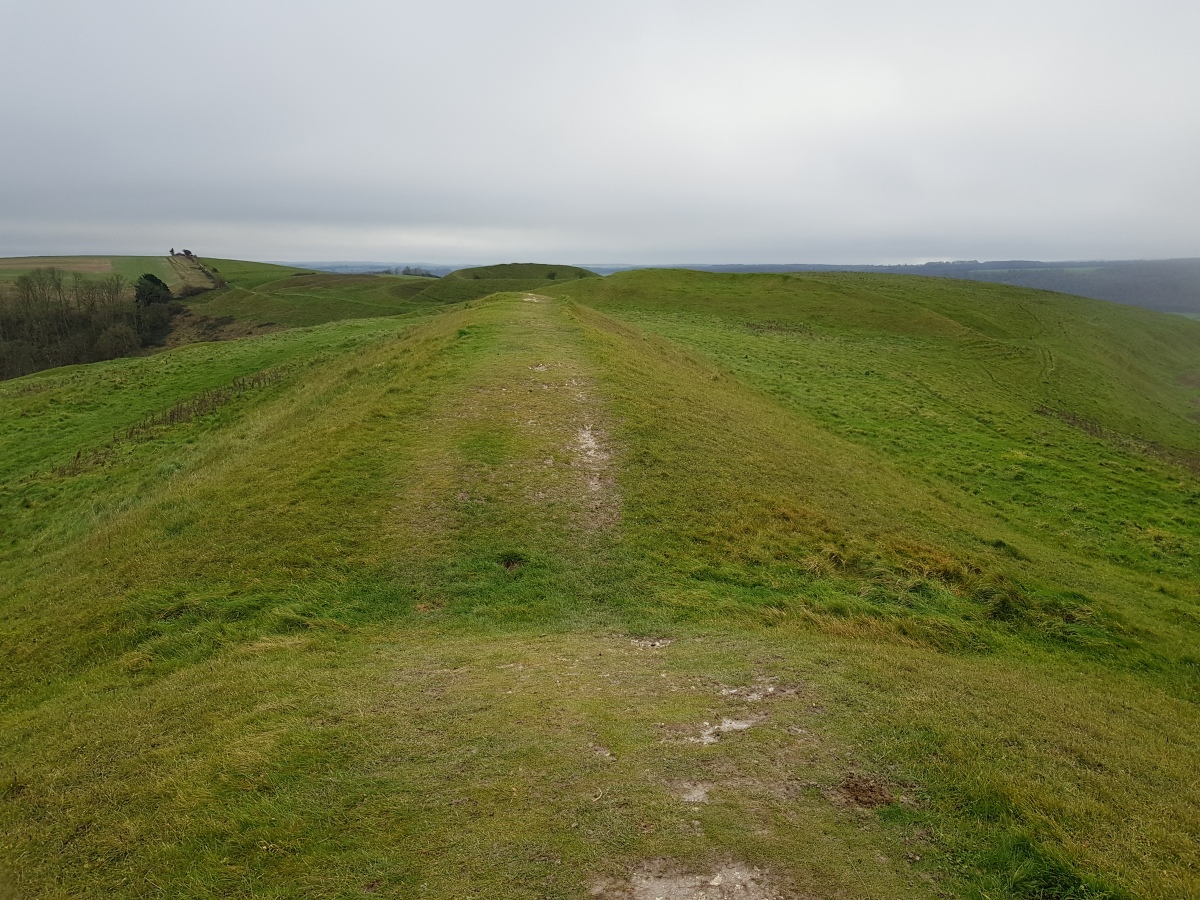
[1,273,1198,899]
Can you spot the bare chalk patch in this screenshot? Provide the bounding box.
[631,637,674,650]
[673,781,713,803]
[577,425,608,463]
[719,680,801,703]
[574,423,619,529]
[689,716,763,745]
[590,859,789,899]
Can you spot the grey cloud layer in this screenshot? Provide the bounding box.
[2,0,1197,262]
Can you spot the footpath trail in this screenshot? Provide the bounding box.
[313,293,945,899]
[391,293,620,588]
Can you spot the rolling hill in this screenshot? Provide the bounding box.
[1,265,1198,899]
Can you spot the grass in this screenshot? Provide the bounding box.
[0,271,1198,899]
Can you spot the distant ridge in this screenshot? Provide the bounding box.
[587,258,1200,315]
[287,261,457,277]
[285,257,1200,315]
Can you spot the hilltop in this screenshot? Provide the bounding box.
[0,264,1197,899]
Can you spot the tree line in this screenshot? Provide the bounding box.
[0,269,178,379]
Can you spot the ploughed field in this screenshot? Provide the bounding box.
[1,262,1198,899]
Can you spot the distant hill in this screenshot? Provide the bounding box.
[295,262,458,277]
[411,262,599,303]
[622,258,1200,315]
[446,263,598,281]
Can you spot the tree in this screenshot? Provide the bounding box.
[135,273,172,306]
[94,324,140,360]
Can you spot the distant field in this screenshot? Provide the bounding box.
[1,265,1198,899]
[0,255,178,285]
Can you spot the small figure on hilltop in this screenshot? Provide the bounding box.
[170,247,175,255]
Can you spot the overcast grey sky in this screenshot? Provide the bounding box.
[1,0,1198,264]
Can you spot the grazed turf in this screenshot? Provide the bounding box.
[1,277,1198,899]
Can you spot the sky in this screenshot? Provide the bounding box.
[1,0,1198,265]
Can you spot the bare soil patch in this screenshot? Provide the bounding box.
[824,773,894,809]
[590,859,792,899]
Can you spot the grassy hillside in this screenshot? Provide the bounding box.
[684,259,1200,316]
[182,260,445,328]
[1,269,1198,899]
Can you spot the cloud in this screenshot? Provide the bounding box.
[1,0,1197,262]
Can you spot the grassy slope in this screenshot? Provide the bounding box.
[0,273,1198,899]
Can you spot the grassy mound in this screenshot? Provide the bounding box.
[447,263,599,281]
[409,262,600,304]
[0,269,1197,898]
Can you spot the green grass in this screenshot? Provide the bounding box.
[1,271,1198,899]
